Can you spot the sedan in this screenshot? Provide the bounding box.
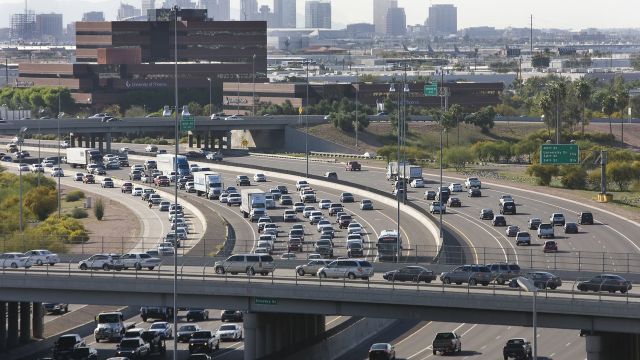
[319,199,331,209]
[509,271,562,290]
[467,188,481,197]
[410,179,425,188]
[447,197,461,207]
[177,324,201,342]
[279,195,293,205]
[383,266,436,283]
[50,167,64,177]
[149,321,173,339]
[0,253,32,268]
[543,240,558,253]
[24,249,59,266]
[448,183,463,192]
[236,175,251,186]
[577,274,632,293]
[369,343,396,360]
[564,222,579,234]
[215,324,243,342]
[19,163,30,172]
[480,209,494,220]
[528,218,542,230]
[515,232,532,246]
[505,225,520,237]
[360,199,373,210]
[186,308,210,322]
[424,190,436,200]
[227,193,242,206]
[132,187,143,196]
[340,192,355,203]
[492,215,507,226]
[253,173,267,182]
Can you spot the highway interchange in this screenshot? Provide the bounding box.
[4,139,640,359]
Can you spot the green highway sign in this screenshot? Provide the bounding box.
[254,298,278,305]
[180,115,195,132]
[540,144,580,164]
[424,84,438,97]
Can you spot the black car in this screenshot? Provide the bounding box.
[140,306,173,322]
[564,222,579,234]
[492,215,507,226]
[500,201,517,215]
[220,310,243,322]
[578,211,594,225]
[468,188,481,197]
[188,330,219,354]
[509,271,562,290]
[177,324,201,343]
[383,266,437,283]
[183,151,205,158]
[90,167,106,175]
[141,330,166,353]
[186,308,209,322]
[424,190,436,200]
[276,185,288,194]
[480,209,494,220]
[577,274,632,293]
[340,192,355,203]
[447,197,461,207]
[347,242,364,258]
[178,178,189,189]
[15,150,30,159]
[68,347,98,360]
[43,303,69,314]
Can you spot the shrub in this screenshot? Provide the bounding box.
[65,190,85,202]
[68,229,89,243]
[69,207,88,219]
[24,187,57,221]
[526,164,559,186]
[560,166,587,190]
[94,198,105,220]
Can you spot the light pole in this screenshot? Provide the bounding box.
[236,74,240,115]
[305,59,309,178]
[207,77,212,117]
[516,276,538,359]
[402,75,409,206]
[252,53,256,116]
[18,126,28,232]
[57,74,61,218]
[171,6,180,360]
[389,82,401,262]
[355,70,358,147]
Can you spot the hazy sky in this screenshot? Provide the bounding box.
[2,0,639,30]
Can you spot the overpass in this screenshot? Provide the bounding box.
[0,270,639,360]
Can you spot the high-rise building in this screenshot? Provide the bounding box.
[217,0,230,20]
[373,0,396,34]
[141,0,155,16]
[82,11,105,22]
[274,0,296,28]
[10,11,37,42]
[426,4,457,35]
[198,0,230,20]
[385,7,405,36]
[162,0,196,8]
[117,3,141,20]
[257,5,277,27]
[240,0,258,20]
[305,0,331,29]
[36,13,63,42]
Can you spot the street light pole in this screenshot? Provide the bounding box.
[236,74,240,115]
[389,82,400,262]
[207,77,212,116]
[355,70,358,147]
[57,74,61,218]
[18,127,27,232]
[172,6,180,360]
[252,54,256,116]
[305,60,309,178]
[516,277,538,360]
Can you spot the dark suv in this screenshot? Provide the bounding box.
[500,201,517,215]
[487,263,521,285]
[140,306,173,322]
[440,264,493,286]
[578,211,594,225]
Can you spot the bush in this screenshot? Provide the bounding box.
[94,198,105,220]
[68,229,89,243]
[65,190,85,202]
[560,166,587,190]
[526,164,559,186]
[24,187,57,221]
[158,139,169,145]
[444,146,474,170]
[69,207,88,219]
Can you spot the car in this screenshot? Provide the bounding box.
[487,263,521,285]
[479,208,494,220]
[295,259,332,276]
[188,330,219,354]
[505,225,520,237]
[216,324,243,342]
[550,213,565,226]
[82,174,95,184]
[464,177,481,189]
[129,170,142,181]
[280,195,293,205]
[515,232,532,246]
[577,274,632,293]
[225,114,243,120]
[410,179,425,188]
[30,164,45,173]
[503,338,532,360]
[253,173,267,182]
[319,199,332,209]
[280,252,297,260]
[43,302,69,314]
[121,182,133,193]
[537,223,554,239]
[257,217,272,232]
[467,188,481,197]
[345,161,362,171]
[543,240,558,253]
[115,337,150,359]
[213,254,276,276]
[18,163,30,171]
[0,155,12,162]
[509,271,562,290]
[177,324,201,342]
[328,203,343,216]
[440,264,493,286]
[578,211,594,225]
[100,177,114,188]
[220,310,243,322]
[383,266,436,283]
[492,215,507,226]
[105,160,121,170]
[90,166,106,175]
[149,321,173,339]
[314,239,334,258]
[0,253,32,268]
[132,187,143,196]
[317,259,374,280]
[360,199,373,210]
[499,194,514,205]
[78,254,123,271]
[340,192,355,203]
[154,175,170,187]
[185,182,196,193]
[564,222,579,234]
[447,197,461,207]
[528,218,542,230]
[145,145,158,152]
[424,190,436,200]
[53,334,87,359]
[303,206,317,218]
[283,209,297,222]
[59,140,70,148]
[448,183,463,192]
[429,201,446,214]
[392,188,406,200]
[157,242,175,256]
[186,308,210,322]
[121,252,161,270]
[24,249,60,266]
[368,342,396,360]
[500,201,517,215]
[227,193,242,206]
[324,171,338,180]
[120,147,131,153]
[236,175,250,186]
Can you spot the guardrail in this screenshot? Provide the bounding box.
[248,152,336,163]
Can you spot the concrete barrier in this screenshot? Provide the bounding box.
[249,152,336,163]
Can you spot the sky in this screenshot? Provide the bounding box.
[2,0,640,30]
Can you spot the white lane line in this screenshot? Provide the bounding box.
[394,321,432,347]
[210,341,244,359]
[326,316,343,326]
[409,323,466,360]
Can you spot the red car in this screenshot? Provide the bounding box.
[121,182,133,193]
[154,176,170,187]
[543,240,558,253]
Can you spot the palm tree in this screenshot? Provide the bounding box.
[601,94,616,135]
[574,79,592,135]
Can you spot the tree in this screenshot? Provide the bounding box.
[560,166,587,190]
[94,198,105,220]
[574,79,592,135]
[330,111,355,132]
[601,94,616,135]
[526,164,559,186]
[532,53,550,69]
[187,101,204,116]
[465,106,496,133]
[443,146,473,170]
[614,89,630,144]
[24,187,57,221]
[606,161,637,191]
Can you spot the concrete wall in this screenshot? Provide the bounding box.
[231,129,284,150]
[284,126,360,154]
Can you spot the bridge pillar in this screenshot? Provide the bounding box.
[196,134,201,148]
[97,136,104,153]
[204,132,210,149]
[6,302,19,348]
[255,314,266,357]
[264,316,274,354]
[32,302,43,339]
[70,135,76,147]
[188,134,194,148]
[0,302,6,351]
[105,133,112,153]
[19,302,30,344]
[586,332,640,360]
[90,135,96,148]
[243,313,257,360]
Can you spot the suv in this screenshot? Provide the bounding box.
[317,259,374,280]
[537,223,554,239]
[578,211,594,225]
[214,254,275,276]
[464,177,481,189]
[78,254,123,270]
[236,175,250,186]
[499,201,516,215]
[314,240,334,258]
[480,209,494,220]
[121,182,133,193]
[140,306,173,322]
[296,259,332,276]
[347,242,364,258]
[53,334,86,359]
[487,263,521,285]
[345,161,361,171]
[328,203,343,216]
[115,337,151,358]
[144,160,157,170]
[189,330,220,354]
[440,264,493,286]
[550,213,565,226]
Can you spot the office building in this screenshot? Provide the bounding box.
[305,0,331,29]
[274,0,296,28]
[141,0,155,16]
[117,3,141,20]
[198,0,230,20]
[241,0,259,20]
[386,7,405,36]
[82,11,105,22]
[346,23,375,38]
[162,0,196,8]
[257,5,277,27]
[10,12,37,42]
[373,0,396,34]
[426,4,457,35]
[36,13,63,42]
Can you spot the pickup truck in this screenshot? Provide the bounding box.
[116,337,151,358]
[465,177,481,189]
[503,338,532,360]
[300,189,316,203]
[345,161,362,171]
[154,175,170,187]
[429,201,446,214]
[140,306,173,322]
[432,332,462,355]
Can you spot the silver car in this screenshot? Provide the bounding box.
[296,259,332,276]
[317,259,374,280]
[0,253,32,268]
[214,254,276,276]
[440,264,493,286]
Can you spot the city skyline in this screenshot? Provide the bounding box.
[1,0,640,30]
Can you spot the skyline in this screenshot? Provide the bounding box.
[2,0,640,31]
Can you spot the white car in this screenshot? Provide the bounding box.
[31,164,44,173]
[121,252,161,270]
[319,199,331,209]
[157,242,176,256]
[303,206,316,218]
[347,223,364,235]
[283,209,297,222]
[18,163,30,172]
[429,201,446,214]
[78,254,122,270]
[216,324,243,341]
[42,160,55,168]
[59,140,70,148]
[73,172,84,181]
[410,179,425,188]
[295,180,309,191]
[50,167,64,177]
[149,321,173,339]
[227,193,242,205]
[0,252,33,268]
[448,183,463,192]
[100,177,114,188]
[225,115,243,121]
[464,177,481,189]
[265,194,275,209]
[253,173,267,182]
[132,187,143,196]
[316,219,332,232]
[24,249,59,266]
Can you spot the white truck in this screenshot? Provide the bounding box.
[465,177,482,189]
[66,147,103,168]
[240,189,267,221]
[386,161,410,181]
[398,165,423,180]
[193,171,224,198]
[93,311,135,342]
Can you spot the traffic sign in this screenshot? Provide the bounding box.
[540,144,579,164]
[424,84,438,96]
[255,298,278,305]
[180,115,195,132]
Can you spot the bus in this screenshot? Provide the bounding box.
[377,229,401,261]
[156,154,190,177]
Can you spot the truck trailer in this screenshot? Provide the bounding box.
[193,171,224,198]
[66,147,103,168]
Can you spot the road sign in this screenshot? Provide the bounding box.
[424,84,438,96]
[540,144,580,164]
[254,298,278,305]
[180,115,195,132]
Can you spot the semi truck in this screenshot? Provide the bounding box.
[398,165,423,180]
[240,189,267,221]
[193,171,224,198]
[386,161,410,181]
[66,147,103,168]
[93,311,135,343]
[156,153,190,177]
